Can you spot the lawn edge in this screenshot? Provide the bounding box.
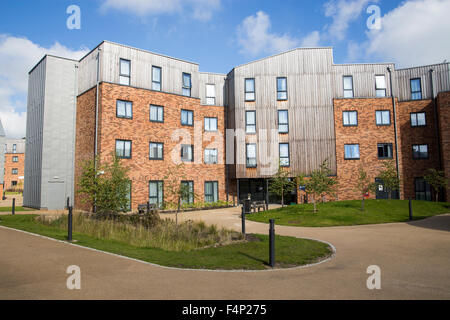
[0,224,336,273]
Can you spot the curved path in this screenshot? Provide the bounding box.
[0,206,449,299]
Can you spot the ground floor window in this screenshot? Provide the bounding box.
[11,181,17,187]
[149,181,164,208]
[126,181,132,211]
[181,181,194,204]
[415,178,431,201]
[205,181,218,203]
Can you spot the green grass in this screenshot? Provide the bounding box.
[247,200,450,227]
[0,215,332,270]
[4,191,22,195]
[0,206,31,212]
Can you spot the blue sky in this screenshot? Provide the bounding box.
[1,0,449,138]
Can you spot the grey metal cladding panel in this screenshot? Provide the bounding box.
[0,136,5,184]
[101,42,200,98]
[24,57,46,208]
[41,56,77,209]
[199,73,226,106]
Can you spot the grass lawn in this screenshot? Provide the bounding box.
[4,192,22,195]
[247,200,450,227]
[0,215,332,270]
[0,206,31,212]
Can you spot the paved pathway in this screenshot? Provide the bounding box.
[0,206,449,299]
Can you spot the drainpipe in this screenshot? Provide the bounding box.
[387,67,401,191]
[94,48,101,163]
[429,69,442,170]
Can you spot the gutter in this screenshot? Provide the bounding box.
[95,48,101,161]
[387,67,401,183]
[429,69,442,170]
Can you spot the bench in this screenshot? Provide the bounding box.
[251,201,267,213]
[138,203,158,214]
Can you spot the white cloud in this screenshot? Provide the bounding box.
[0,35,88,138]
[300,31,321,47]
[100,0,221,21]
[365,0,450,67]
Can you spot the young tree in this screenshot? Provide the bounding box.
[354,165,378,211]
[297,160,338,213]
[269,164,296,207]
[377,160,400,200]
[78,155,130,214]
[424,169,449,202]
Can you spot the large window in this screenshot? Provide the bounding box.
[205,181,218,203]
[150,105,164,123]
[115,140,131,159]
[119,59,131,86]
[204,149,218,164]
[182,73,191,97]
[279,143,290,167]
[12,168,18,175]
[181,109,194,126]
[125,181,132,212]
[149,142,164,160]
[375,75,387,97]
[116,100,132,119]
[149,181,164,208]
[377,143,393,159]
[376,110,391,126]
[343,111,358,126]
[206,84,216,105]
[344,144,360,160]
[204,117,218,132]
[412,144,428,159]
[410,112,426,127]
[152,66,162,91]
[12,156,18,162]
[410,78,422,100]
[245,78,255,101]
[343,76,354,98]
[415,178,431,201]
[246,143,257,168]
[12,144,16,153]
[245,110,256,134]
[277,77,287,100]
[181,144,194,162]
[278,110,289,133]
[181,181,194,204]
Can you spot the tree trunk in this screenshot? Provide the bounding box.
[361,196,365,212]
[313,196,317,213]
[176,196,180,227]
[436,192,439,203]
[281,185,284,208]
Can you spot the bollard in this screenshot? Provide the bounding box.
[241,206,246,236]
[12,198,15,215]
[147,201,150,214]
[409,198,413,221]
[66,197,70,210]
[269,219,275,268]
[68,206,73,241]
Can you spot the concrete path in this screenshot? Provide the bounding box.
[0,206,449,299]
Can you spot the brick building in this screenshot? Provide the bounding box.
[3,138,26,193]
[24,41,450,210]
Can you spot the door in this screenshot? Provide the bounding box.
[47,180,66,210]
[375,178,399,200]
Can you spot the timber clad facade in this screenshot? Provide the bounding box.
[25,40,450,210]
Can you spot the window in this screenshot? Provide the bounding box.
[182,73,191,97]
[12,144,17,154]
[115,140,131,159]
[119,59,131,85]
[411,112,426,127]
[181,181,194,204]
[279,143,290,167]
[245,111,256,134]
[412,144,428,159]
[246,143,257,168]
[378,143,393,159]
[149,142,164,160]
[277,77,287,100]
[278,110,289,133]
[344,144,360,159]
[205,181,218,203]
[11,181,17,187]
[125,181,132,211]
[152,66,161,91]
[150,105,164,123]
[149,181,164,208]
[376,110,391,125]
[415,178,431,201]
[181,109,193,126]
[245,78,255,101]
[12,156,18,162]
[375,75,387,97]
[12,168,18,175]
[343,111,358,126]
[116,100,132,119]
[343,76,354,98]
[204,149,218,164]
[410,78,422,100]
[206,84,216,105]
[204,117,218,132]
[181,144,194,162]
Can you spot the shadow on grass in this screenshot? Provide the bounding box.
[237,251,268,265]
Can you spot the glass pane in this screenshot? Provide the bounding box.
[246,111,255,124]
[119,76,130,86]
[211,118,217,130]
[349,111,357,124]
[124,141,131,157]
[247,144,256,158]
[183,74,191,87]
[376,75,386,89]
[411,79,421,92]
[149,183,157,197]
[279,111,288,125]
[277,92,287,100]
[245,92,255,101]
[213,182,218,202]
[183,88,191,97]
[280,144,289,157]
[206,84,215,98]
[150,106,157,120]
[411,114,417,126]
[376,89,386,97]
[245,79,254,92]
[152,67,161,82]
[117,101,125,117]
[181,111,188,124]
[126,102,132,117]
[205,118,210,131]
[116,141,123,157]
[120,60,130,76]
[152,82,161,91]
[279,124,288,133]
[343,76,353,90]
[417,113,426,126]
[376,112,382,124]
[206,97,215,105]
[344,90,354,98]
[277,78,287,91]
[382,111,390,124]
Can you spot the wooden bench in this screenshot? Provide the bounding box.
[251,201,267,213]
[138,203,158,214]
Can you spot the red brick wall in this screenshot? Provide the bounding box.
[4,153,25,191]
[437,92,450,201]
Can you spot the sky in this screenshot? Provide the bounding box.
[0,0,449,138]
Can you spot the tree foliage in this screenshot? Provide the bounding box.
[354,165,378,211]
[377,160,400,200]
[424,169,448,202]
[269,164,296,207]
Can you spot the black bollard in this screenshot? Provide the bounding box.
[269,219,275,268]
[68,206,73,241]
[12,198,15,215]
[241,206,246,236]
[147,201,150,214]
[409,199,413,221]
[66,197,70,210]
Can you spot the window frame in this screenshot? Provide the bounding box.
[204,181,219,203]
[12,168,18,175]
[278,110,289,133]
[204,148,218,164]
[182,72,192,97]
[412,144,429,160]
[343,75,354,98]
[149,104,164,123]
[181,144,194,162]
[342,110,358,127]
[277,77,288,101]
[377,143,393,159]
[152,66,162,91]
[375,75,387,97]
[205,84,216,105]
[119,58,131,86]
[344,144,360,160]
[116,100,133,119]
[279,143,290,167]
[12,144,17,153]
[181,109,194,126]
[115,139,132,159]
[375,110,391,126]
[245,78,255,102]
[414,177,432,201]
[12,156,19,162]
[149,180,164,208]
[246,143,257,168]
[181,180,194,204]
[410,78,422,100]
[149,142,164,160]
[245,110,256,134]
[410,112,426,127]
[204,117,218,132]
